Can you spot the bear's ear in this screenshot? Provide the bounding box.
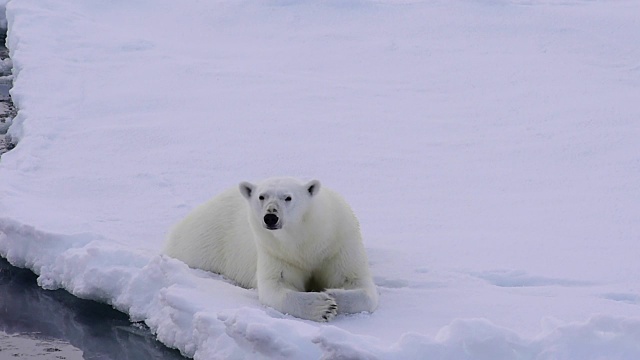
[239,182,255,200]
[306,180,321,197]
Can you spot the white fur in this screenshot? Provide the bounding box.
[164,177,378,321]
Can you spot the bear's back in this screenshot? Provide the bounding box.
[164,187,258,288]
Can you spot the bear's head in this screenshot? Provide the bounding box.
[239,177,321,231]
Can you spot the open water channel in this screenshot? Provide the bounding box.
[0,258,187,359]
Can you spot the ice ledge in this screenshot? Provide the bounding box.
[2,218,640,359]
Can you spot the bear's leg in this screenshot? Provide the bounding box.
[325,286,378,314]
[259,280,338,322]
[257,255,338,322]
[321,249,379,315]
[281,289,338,322]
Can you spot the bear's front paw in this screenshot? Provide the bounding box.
[308,292,338,322]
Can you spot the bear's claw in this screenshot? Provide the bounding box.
[313,292,338,322]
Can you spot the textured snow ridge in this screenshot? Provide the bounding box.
[313,317,640,360]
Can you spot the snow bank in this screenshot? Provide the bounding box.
[1,0,639,358]
[2,221,640,359]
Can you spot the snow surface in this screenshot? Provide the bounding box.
[1,0,640,358]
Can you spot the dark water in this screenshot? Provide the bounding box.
[0,258,188,359]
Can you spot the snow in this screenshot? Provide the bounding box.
[1,0,639,358]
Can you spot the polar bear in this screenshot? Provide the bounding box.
[163,177,378,322]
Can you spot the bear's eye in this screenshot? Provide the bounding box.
[285,196,292,202]
[258,195,265,201]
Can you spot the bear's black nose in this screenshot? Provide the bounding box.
[264,214,279,228]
